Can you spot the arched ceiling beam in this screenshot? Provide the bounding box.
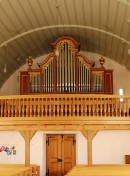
[118,0,130,6]
[0,25,129,49]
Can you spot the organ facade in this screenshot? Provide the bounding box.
[20,36,113,95]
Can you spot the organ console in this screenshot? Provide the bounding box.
[20,36,113,94]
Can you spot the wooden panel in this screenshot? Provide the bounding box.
[62,135,76,175]
[20,71,28,94]
[104,70,113,94]
[46,135,62,176]
[125,155,130,164]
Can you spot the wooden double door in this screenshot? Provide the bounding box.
[46,134,76,176]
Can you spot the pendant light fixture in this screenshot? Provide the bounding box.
[3,45,7,73]
[55,0,60,57]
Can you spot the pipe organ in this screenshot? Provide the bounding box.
[20,36,113,94]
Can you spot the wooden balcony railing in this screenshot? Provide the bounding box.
[0,94,129,118]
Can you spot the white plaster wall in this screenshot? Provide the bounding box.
[1,52,130,95]
[93,130,130,164]
[0,131,25,164]
[1,130,130,176]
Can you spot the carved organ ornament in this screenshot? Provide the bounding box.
[20,36,113,94]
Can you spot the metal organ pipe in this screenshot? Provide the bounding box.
[68,45,70,92]
[41,39,104,94]
[65,43,67,91]
[55,41,76,93]
[78,59,91,93]
[73,54,75,92]
[42,59,54,93]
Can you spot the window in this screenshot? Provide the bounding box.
[118,88,124,102]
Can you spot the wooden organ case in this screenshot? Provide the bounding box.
[20,36,113,95]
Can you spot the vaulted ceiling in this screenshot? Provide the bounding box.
[0,0,130,87]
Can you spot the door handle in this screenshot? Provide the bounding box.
[57,158,62,162]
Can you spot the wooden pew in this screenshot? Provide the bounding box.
[65,164,130,176]
[0,167,31,176]
[0,164,40,176]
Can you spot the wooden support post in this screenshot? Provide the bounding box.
[81,130,97,166]
[20,130,36,166]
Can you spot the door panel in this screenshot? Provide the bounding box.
[46,135,62,176]
[46,134,76,176]
[62,135,76,174]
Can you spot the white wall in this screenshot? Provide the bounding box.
[1,52,130,95]
[0,130,130,176]
[0,131,25,164]
[0,131,87,176]
[93,130,130,164]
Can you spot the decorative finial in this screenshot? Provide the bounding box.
[99,56,105,68]
[26,56,33,69]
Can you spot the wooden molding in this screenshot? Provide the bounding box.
[19,130,37,166]
[81,130,98,166]
[81,130,97,141]
[20,130,37,141]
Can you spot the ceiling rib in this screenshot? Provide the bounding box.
[26,0,47,56]
[17,0,42,56]
[110,2,120,59]
[98,0,101,54]
[7,0,36,57]
[90,0,94,52]
[64,0,73,36]
[73,0,80,38]
[0,25,129,49]
[104,0,110,56]
[27,0,42,27]
[118,0,130,6]
[82,0,88,50]
[115,5,128,61]
[120,41,127,65]
[46,0,56,40]
[36,0,53,53]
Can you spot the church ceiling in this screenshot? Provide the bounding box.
[0,0,130,87]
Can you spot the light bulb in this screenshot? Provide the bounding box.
[128,48,130,55]
[3,65,7,73]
